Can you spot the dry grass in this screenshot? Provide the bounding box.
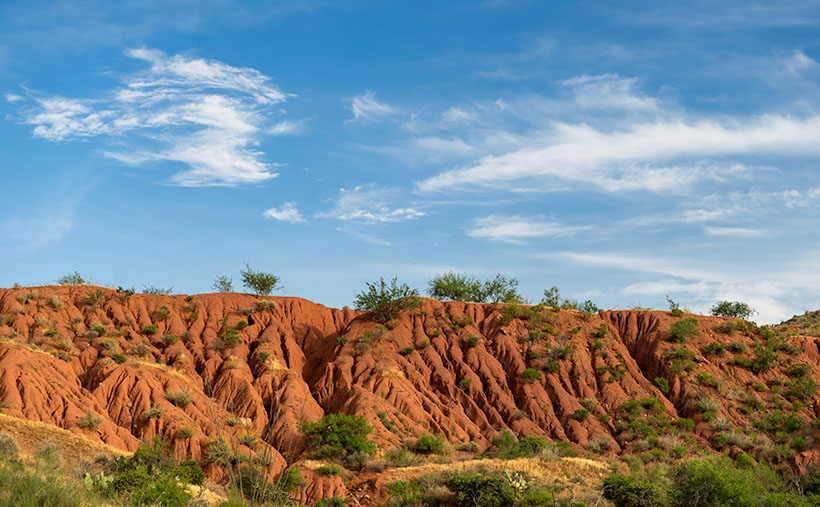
[0,413,124,468]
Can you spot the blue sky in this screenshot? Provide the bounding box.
[2,1,820,323]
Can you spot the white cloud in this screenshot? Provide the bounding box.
[786,50,819,73]
[5,93,24,103]
[467,215,589,243]
[416,115,820,193]
[560,73,659,111]
[13,48,297,186]
[347,91,395,123]
[263,202,305,223]
[703,226,764,237]
[319,184,424,223]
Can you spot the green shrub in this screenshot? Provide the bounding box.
[702,342,725,356]
[387,480,425,507]
[212,275,234,292]
[543,361,560,373]
[654,377,669,393]
[412,434,446,455]
[301,413,376,460]
[255,299,277,311]
[711,301,755,319]
[0,432,19,460]
[521,368,541,382]
[465,334,481,347]
[57,271,85,285]
[354,277,421,322]
[142,324,158,335]
[142,407,163,419]
[446,473,515,507]
[427,272,522,303]
[240,263,281,296]
[0,460,89,506]
[457,442,480,453]
[77,412,103,430]
[316,464,344,476]
[99,438,197,506]
[668,318,699,343]
[458,378,472,391]
[221,329,242,347]
[574,408,589,421]
[112,353,127,364]
[788,363,812,377]
[176,426,195,440]
[165,390,192,408]
[399,346,414,356]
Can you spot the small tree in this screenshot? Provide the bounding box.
[427,272,484,302]
[240,264,281,296]
[710,301,755,320]
[301,413,376,460]
[212,275,234,293]
[56,271,85,285]
[480,274,522,303]
[427,272,522,303]
[354,277,420,322]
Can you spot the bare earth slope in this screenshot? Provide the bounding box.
[2,286,820,504]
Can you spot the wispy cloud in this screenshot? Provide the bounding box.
[703,226,765,237]
[416,115,820,193]
[263,202,305,223]
[319,184,424,223]
[12,48,297,187]
[560,73,659,111]
[347,91,396,123]
[467,215,589,243]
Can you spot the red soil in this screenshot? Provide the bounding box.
[1,286,819,504]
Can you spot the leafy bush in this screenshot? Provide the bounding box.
[412,434,446,455]
[446,473,516,507]
[165,389,192,408]
[574,408,589,421]
[240,263,281,296]
[56,271,86,285]
[301,413,376,460]
[176,426,195,440]
[95,438,201,506]
[702,342,725,356]
[142,324,158,335]
[387,480,425,507]
[112,353,127,364]
[316,465,344,476]
[142,407,163,419]
[427,272,522,303]
[212,275,234,292]
[654,377,670,393]
[521,368,541,382]
[668,318,699,343]
[711,301,755,319]
[354,277,421,323]
[221,329,242,347]
[541,286,601,313]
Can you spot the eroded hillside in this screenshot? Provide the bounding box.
[1,286,820,504]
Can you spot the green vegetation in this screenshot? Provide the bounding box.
[56,271,86,285]
[221,329,242,347]
[541,286,601,314]
[412,434,447,455]
[654,377,669,393]
[603,455,820,507]
[666,295,683,317]
[164,389,192,408]
[142,286,173,295]
[142,324,158,335]
[427,272,522,303]
[711,300,756,320]
[88,438,203,506]
[240,263,281,296]
[212,274,234,292]
[667,317,699,343]
[77,412,103,430]
[301,413,376,461]
[353,276,421,322]
[521,368,541,382]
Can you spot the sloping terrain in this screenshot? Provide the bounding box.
[2,286,820,504]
